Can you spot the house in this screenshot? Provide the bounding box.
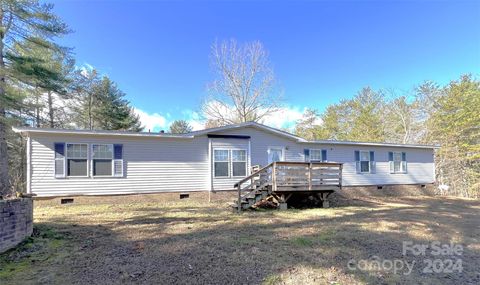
[13,122,437,198]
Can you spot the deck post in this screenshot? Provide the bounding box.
[339,164,343,189]
[272,162,277,192]
[237,184,241,213]
[308,163,312,191]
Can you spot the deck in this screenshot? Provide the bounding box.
[233,161,343,212]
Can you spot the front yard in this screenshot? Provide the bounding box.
[1,192,479,284]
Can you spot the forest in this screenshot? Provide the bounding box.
[294,76,479,197]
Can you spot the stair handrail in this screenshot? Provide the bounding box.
[235,162,274,213]
[234,162,274,188]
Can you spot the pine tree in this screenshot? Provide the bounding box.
[294,109,323,140]
[0,1,69,197]
[428,75,480,197]
[169,120,193,134]
[313,88,386,142]
[94,77,142,131]
[73,74,142,131]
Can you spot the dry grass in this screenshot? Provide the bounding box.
[1,192,479,285]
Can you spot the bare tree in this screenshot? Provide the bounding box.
[201,39,281,125]
[383,89,424,144]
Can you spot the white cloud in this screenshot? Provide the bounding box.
[78,63,95,77]
[134,104,306,134]
[261,106,305,130]
[198,100,306,131]
[134,108,168,132]
[181,109,205,130]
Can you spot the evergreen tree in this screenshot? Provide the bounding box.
[169,120,193,134]
[313,87,386,142]
[294,108,323,140]
[0,0,69,197]
[73,74,142,131]
[348,87,386,142]
[294,75,479,197]
[94,77,142,131]
[427,75,480,197]
[11,40,73,128]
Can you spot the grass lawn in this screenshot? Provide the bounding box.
[1,192,479,284]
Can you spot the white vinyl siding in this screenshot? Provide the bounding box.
[309,144,433,186]
[213,126,434,187]
[27,125,435,197]
[30,134,209,196]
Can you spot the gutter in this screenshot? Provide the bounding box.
[301,140,440,149]
[12,126,194,139]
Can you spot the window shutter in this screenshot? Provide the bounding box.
[114,144,123,159]
[402,152,407,173]
[388,151,394,173]
[388,152,394,161]
[304,149,310,162]
[54,143,65,178]
[113,144,123,177]
[369,151,376,173]
[354,150,360,173]
[321,149,327,162]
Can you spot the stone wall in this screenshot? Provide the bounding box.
[0,198,33,253]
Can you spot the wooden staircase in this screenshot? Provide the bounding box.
[233,162,343,212]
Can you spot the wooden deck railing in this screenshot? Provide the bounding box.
[273,161,343,191]
[234,161,343,212]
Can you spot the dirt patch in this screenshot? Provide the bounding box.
[1,192,479,284]
[339,184,436,198]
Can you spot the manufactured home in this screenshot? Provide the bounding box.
[13,122,437,205]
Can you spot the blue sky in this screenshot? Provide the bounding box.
[51,0,480,131]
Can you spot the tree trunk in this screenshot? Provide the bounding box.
[48,91,54,128]
[0,8,10,197]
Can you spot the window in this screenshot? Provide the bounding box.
[232,150,247,177]
[307,149,327,162]
[360,151,370,173]
[54,143,124,179]
[92,144,113,176]
[389,151,407,173]
[214,150,229,177]
[268,148,283,163]
[355,150,375,173]
[66,143,88,177]
[213,149,248,178]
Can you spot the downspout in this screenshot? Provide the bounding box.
[208,137,213,195]
[26,134,32,194]
[248,139,251,175]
